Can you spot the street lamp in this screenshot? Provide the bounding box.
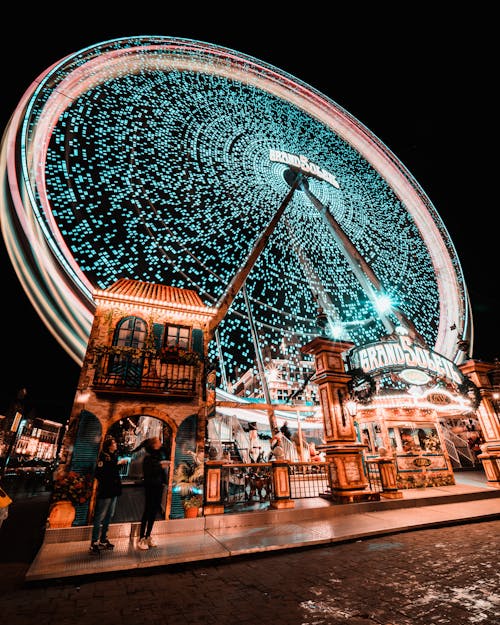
[316,306,329,337]
[345,400,358,418]
[0,411,23,479]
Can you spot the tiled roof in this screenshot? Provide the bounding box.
[101,278,206,308]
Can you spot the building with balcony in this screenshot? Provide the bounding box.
[58,278,217,522]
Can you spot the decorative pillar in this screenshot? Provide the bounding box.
[376,456,403,499]
[301,337,379,503]
[203,461,225,515]
[270,460,295,509]
[460,360,500,488]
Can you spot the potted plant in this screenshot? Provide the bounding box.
[172,450,204,517]
[48,470,93,528]
[172,450,204,497]
[183,494,203,518]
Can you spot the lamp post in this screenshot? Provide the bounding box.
[0,411,23,479]
[345,400,358,419]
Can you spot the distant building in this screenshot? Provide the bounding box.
[231,335,317,405]
[12,417,62,462]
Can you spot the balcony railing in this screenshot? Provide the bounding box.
[91,347,200,396]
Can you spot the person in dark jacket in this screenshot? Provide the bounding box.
[89,437,126,554]
[134,436,168,550]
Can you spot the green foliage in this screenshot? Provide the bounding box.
[183,494,203,509]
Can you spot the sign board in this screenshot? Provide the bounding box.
[349,335,464,387]
[10,411,22,433]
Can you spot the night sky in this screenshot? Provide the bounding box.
[0,11,496,422]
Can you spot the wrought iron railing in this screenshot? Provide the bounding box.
[289,462,329,498]
[214,456,390,513]
[221,462,273,505]
[92,348,199,396]
[365,459,383,492]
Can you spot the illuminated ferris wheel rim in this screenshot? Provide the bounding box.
[1,36,471,366]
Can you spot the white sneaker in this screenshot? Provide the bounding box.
[146,536,157,548]
[137,538,149,550]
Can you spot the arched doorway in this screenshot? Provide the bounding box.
[106,414,173,523]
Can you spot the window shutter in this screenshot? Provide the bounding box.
[152,323,165,350]
[70,410,102,526]
[192,328,203,356]
[170,414,199,519]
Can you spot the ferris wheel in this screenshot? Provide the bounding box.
[0,36,472,381]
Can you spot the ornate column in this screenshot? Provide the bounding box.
[203,461,225,515]
[301,337,379,503]
[459,359,500,488]
[270,459,295,509]
[375,456,403,499]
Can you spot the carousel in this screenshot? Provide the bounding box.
[345,329,481,488]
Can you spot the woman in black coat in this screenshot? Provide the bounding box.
[90,437,126,554]
[134,437,168,550]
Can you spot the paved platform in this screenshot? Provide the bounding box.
[25,471,500,583]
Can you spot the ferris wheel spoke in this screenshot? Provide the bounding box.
[283,217,349,341]
[209,172,302,335]
[300,181,423,343]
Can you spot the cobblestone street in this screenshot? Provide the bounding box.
[1,515,498,625]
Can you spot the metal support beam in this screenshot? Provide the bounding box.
[208,174,301,336]
[243,283,277,433]
[301,182,424,343]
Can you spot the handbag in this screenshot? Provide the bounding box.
[0,485,13,508]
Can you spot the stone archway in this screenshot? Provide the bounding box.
[105,412,176,523]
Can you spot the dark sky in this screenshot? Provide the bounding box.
[0,11,496,421]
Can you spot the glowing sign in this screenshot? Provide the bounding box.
[426,392,452,405]
[349,335,464,386]
[269,150,340,188]
[399,368,432,385]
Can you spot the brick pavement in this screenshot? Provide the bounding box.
[1,500,499,625]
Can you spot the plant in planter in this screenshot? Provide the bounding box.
[172,450,204,497]
[159,345,201,366]
[172,450,204,517]
[48,470,93,528]
[51,470,93,506]
[183,494,203,518]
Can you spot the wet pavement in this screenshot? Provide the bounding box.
[1,512,499,624]
[0,472,499,624]
[23,470,500,583]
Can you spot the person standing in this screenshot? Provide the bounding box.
[269,427,284,460]
[280,421,292,440]
[135,437,168,550]
[89,437,127,555]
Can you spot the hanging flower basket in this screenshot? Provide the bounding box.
[160,346,201,366]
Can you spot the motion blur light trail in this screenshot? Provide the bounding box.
[0,36,471,379]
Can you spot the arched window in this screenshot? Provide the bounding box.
[109,317,148,387]
[113,316,147,348]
